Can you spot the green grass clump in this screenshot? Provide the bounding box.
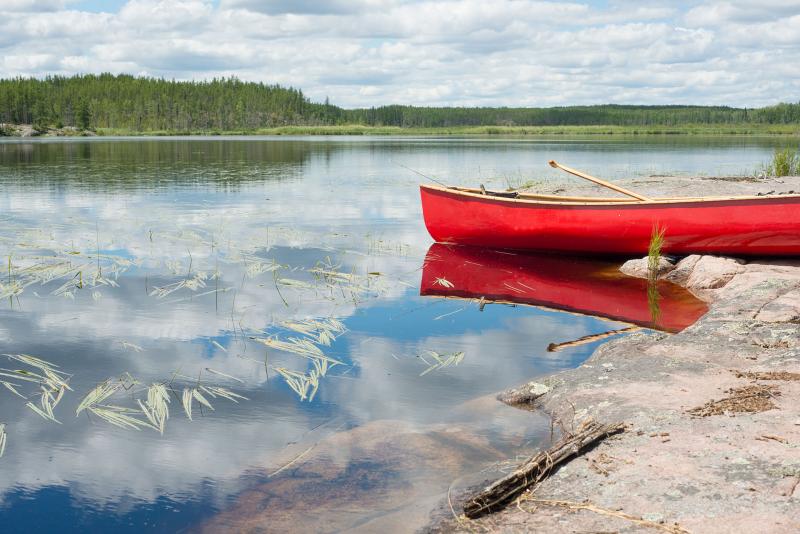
[647,225,666,283]
[647,225,666,324]
[763,147,800,177]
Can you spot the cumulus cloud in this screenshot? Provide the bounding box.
[0,1,797,107]
[221,0,382,15]
[0,0,67,12]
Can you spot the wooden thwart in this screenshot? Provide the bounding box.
[463,419,626,519]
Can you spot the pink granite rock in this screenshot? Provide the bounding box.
[683,256,745,290]
[619,256,674,278]
[755,288,800,322]
[663,254,702,285]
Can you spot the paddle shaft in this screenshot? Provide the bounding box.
[548,160,652,201]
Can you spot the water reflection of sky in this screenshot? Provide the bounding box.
[0,137,760,531]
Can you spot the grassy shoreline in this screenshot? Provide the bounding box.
[3,123,800,138]
[97,123,800,136]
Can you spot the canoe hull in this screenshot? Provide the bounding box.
[420,185,800,256]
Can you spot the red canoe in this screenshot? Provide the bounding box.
[420,184,800,256]
[420,243,708,333]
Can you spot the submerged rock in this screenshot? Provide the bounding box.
[199,419,526,533]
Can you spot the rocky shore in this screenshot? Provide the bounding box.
[0,123,95,137]
[429,175,800,533]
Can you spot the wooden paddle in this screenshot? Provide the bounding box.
[548,160,652,201]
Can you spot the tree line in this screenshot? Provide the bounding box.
[1,74,798,132]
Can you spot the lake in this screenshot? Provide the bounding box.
[0,135,778,532]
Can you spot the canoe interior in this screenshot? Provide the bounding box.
[449,185,800,205]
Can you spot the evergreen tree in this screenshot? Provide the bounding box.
[0,73,797,131]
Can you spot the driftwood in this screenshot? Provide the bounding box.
[463,419,626,519]
[547,326,641,352]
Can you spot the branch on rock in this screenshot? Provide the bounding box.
[463,418,626,519]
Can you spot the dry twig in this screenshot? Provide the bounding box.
[733,370,800,381]
[463,418,625,518]
[688,385,779,417]
[518,496,690,534]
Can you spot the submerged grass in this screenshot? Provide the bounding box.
[419,351,465,376]
[73,371,248,432]
[1,354,71,424]
[0,203,417,448]
[252,316,346,401]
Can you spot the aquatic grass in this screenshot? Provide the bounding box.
[74,371,246,431]
[26,401,59,423]
[0,205,409,438]
[200,385,248,402]
[0,249,132,302]
[138,383,170,434]
[275,277,316,290]
[433,277,455,288]
[280,318,346,346]
[419,351,465,376]
[245,259,282,278]
[193,387,214,411]
[274,367,314,400]
[252,336,344,365]
[760,147,800,177]
[89,405,152,431]
[647,224,665,283]
[149,272,208,298]
[0,423,6,457]
[204,367,243,383]
[267,322,343,402]
[503,172,543,191]
[1,354,72,423]
[1,205,400,311]
[76,380,122,415]
[2,381,25,398]
[182,388,194,420]
[647,225,665,324]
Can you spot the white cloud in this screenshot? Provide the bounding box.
[0,0,67,12]
[0,0,797,106]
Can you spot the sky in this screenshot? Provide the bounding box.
[0,0,798,108]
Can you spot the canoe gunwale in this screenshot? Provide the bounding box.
[431,184,800,208]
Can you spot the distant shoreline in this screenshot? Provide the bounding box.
[2,123,800,138]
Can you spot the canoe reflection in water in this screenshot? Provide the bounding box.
[419,244,708,348]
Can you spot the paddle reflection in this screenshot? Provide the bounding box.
[419,244,707,333]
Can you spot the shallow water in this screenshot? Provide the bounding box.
[0,136,771,532]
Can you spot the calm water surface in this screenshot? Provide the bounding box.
[0,136,774,532]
